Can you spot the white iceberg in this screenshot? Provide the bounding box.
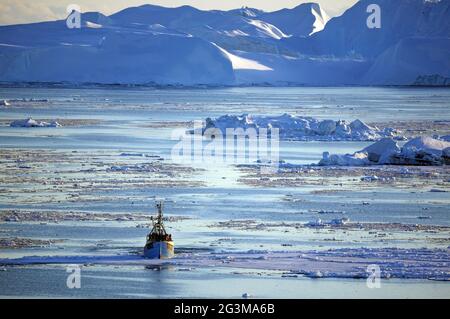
[389,136,450,166]
[401,136,449,157]
[321,151,371,166]
[10,118,61,128]
[199,114,403,141]
[320,136,450,166]
[1,99,10,106]
[362,137,401,164]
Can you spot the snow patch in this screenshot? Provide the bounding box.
[247,19,289,40]
[310,3,330,35]
[215,45,272,71]
[223,30,249,37]
[85,21,102,29]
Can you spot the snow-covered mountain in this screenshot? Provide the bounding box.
[0,0,448,85]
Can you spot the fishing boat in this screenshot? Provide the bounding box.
[143,201,174,259]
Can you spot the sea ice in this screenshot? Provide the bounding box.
[1,247,449,281]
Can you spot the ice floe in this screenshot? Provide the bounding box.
[0,210,189,223]
[10,118,61,128]
[392,136,450,165]
[320,136,450,166]
[197,114,403,141]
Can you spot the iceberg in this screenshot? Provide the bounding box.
[199,114,403,141]
[320,136,450,166]
[391,137,450,166]
[10,118,61,128]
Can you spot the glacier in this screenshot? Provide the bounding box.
[0,0,448,85]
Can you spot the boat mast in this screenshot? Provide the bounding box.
[157,201,163,259]
[151,200,167,237]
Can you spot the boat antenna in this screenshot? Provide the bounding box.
[152,200,167,237]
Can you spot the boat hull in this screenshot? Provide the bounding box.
[143,241,174,259]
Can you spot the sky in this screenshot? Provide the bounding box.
[0,0,358,26]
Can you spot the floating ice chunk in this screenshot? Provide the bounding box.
[10,118,61,128]
[242,292,252,299]
[348,119,379,140]
[402,136,450,157]
[1,99,10,106]
[305,270,323,278]
[320,136,449,166]
[320,138,400,166]
[362,138,401,164]
[306,218,350,227]
[393,137,450,165]
[319,150,369,166]
[197,114,403,141]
